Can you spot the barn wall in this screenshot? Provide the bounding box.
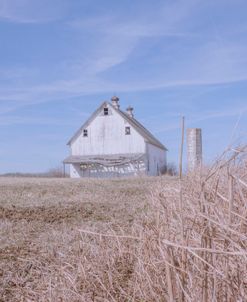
[146,143,167,176]
[71,105,146,156]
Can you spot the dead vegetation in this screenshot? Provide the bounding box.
[1,148,247,301]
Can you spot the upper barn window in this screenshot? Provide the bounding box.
[125,126,131,135]
[83,129,88,137]
[104,107,109,115]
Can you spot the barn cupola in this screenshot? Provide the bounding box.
[126,106,134,118]
[111,96,120,109]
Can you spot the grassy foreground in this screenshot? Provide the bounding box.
[0,176,171,301]
[1,148,247,301]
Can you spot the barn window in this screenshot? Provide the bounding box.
[83,129,88,137]
[125,126,131,135]
[104,107,109,115]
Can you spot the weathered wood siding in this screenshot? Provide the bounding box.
[146,143,167,176]
[71,104,146,156]
[70,160,146,178]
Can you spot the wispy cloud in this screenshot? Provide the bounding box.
[190,106,247,124]
[0,0,68,23]
[1,0,247,172]
[70,0,198,37]
[1,0,247,114]
[70,18,195,39]
[1,66,247,116]
[0,114,84,126]
[153,105,247,134]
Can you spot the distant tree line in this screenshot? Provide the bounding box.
[0,166,69,178]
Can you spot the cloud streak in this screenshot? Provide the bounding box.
[153,105,247,134]
[1,0,247,172]
[0,70,247,117]
[0,0,68,23]
[1,0,247,114]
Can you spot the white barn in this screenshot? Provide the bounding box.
[63,96,167,178]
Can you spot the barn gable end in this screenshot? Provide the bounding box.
[68,102,146,156]
[64,97,167,178]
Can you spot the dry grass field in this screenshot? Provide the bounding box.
[0,176,170,301]
[1,147,247,301]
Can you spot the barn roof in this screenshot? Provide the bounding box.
[67,101,167,150]
[117,108,167,150]
[63,153,145,166]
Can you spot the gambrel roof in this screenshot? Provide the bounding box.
[67,101,167,150]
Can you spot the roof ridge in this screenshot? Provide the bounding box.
[114,105,167,150]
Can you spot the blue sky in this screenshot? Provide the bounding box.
[0,0,247,173]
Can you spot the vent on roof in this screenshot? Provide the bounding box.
[126,106,134,118]
[111,96,120,109]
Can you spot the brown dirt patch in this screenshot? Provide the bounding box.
[0,203,111,224]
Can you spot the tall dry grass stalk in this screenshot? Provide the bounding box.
[136,145,247,301]
[1,147,247,301]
